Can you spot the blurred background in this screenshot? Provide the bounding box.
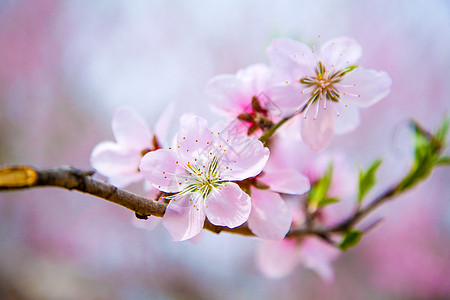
[0,0,449,299]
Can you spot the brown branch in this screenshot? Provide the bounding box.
[0,164,422,242]
[0,165,256,236]
[0,165,167,218]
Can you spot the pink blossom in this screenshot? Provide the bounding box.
[139,114,270,241]
[256,137,356,280]
[268,37,392,152]
[257,233,340,281]
[257,201,340,281]
[90,105,173,188]
[247,167,310,240]
[205,64,280,136]
[270,136,357,226]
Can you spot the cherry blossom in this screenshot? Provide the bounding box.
[139,114,270,241]
[256,137,356,280]
[246,167,310,240]
[205,64,281,136]
[268,37,392,152]
[258,234,340,281]
[90,105,173,188]
[256,199,341,281]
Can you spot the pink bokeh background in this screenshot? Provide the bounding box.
[1,1,449,299]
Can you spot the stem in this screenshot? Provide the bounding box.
[0,161,441,243]
[259,114,295,143]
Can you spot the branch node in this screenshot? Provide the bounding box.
[135,212,149,220]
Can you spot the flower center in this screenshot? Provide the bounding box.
[182,156,226,199]
[237,96,274,135]
[300,61,344,104]
[298,62,358,118]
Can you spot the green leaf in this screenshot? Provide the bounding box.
[398,118,448,192]
[317,197,340,208]
[435,117,449,146]
[339,230,362,251]
[308,164,333,211]
[436,156,450,166]
[357,159,382,203]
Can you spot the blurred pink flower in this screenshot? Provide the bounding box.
[247,168,310,240]
[256,137,356,280]
[268,37,392,152]
[139,114,269,241]
[257,202,339,281]
[90,105,173,188]
[205,64,281,136]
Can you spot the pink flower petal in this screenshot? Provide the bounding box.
[236,63,273,94]
[338,67,392,108]
[162,195,206,241]
[301,102,336,152]
[267,38,316,78]
[320,37,362,71]
[90,141,142,187]
[269,82,309,116]
[257,239,302,279]
[334,103,361,134]
[300,236,340,282]
[204,182,251,228]
[176,114,214,166]
[205,74,250,117]
[259,169,310,195]
[220,138,270,181]
[248,188,292,240]
[154,102,176,146]
[139,149,186,193]
[112,106,152,150]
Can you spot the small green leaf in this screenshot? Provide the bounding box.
[308,164,333,211]
[398,118,448,192]
[317,197,340,207]
[357,159,382,203]
[435,117,449,146]
[339,230,362,251]
[436,156,450,166]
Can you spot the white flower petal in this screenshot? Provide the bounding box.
[236,63,273,95]
[269,82,309,116]
[162,195,206,241]
[112,106,152,150]
[320,37,362,71]
[90,141,142,188]
[176,114,214,167]
[205,74,251,118]
[248,188,292,240]
[139,149,186,193]
[301,102,336,152]
[300,236,340,282]
[260,169,310,195]
[338,67,392,108]
[204,182,251,228]
[220,138,270,181]
[334,103,361,134]
[257,239,302,279]
[267,38,316,78]
[154,102,176,146]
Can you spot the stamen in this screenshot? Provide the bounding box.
[342,91,361,98]
[314,101,320,120]
[300,85,315,95]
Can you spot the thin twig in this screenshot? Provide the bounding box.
[0,164,431,242]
